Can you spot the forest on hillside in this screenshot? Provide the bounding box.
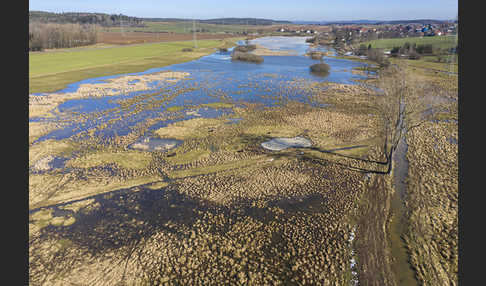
[29,11,145,27]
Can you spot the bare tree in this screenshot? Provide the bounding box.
[29,21,99,51]
[373,63,446,173]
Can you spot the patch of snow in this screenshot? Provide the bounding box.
[261,137,312,151]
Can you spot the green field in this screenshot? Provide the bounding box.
[391,56,458,74]
[106,21,257,34]
[363,35,457,51]
[29,37,242,93]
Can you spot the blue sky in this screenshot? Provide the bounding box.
[29,0,458,21]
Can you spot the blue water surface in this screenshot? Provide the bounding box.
[30,36,373,144]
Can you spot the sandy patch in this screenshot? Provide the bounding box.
[251,44,295,56]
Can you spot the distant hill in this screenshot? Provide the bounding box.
[144,17,291,25]
[30,11,292,26]
[29,11,144,27]
[374,19,452,25]
[292,20,380,25]
[292,19,453,25]
[202,18,291,25]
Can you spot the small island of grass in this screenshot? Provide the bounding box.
[231,51,264,63]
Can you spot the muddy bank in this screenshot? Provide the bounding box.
[389,136,419,286]
[354,168,397,286]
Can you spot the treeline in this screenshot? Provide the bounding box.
[29,22,98,51]
[354,41,458,65]
[142,17,291,25]
[201,18,291,25]
[29,11,145,27]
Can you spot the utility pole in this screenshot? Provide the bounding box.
[120,19,125,38]
[448,14,458,77]
[193,19,196,47]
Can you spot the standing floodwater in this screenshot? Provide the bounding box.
[390,135,419,286]
[29,36,383,286]
[30,36,372,144]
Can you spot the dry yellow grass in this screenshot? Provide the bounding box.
[405,121,458,285]
[29,173,161,209]
[29,121,62,144]
[154,117,227,140]
[29,71,189,118]
[65,150,153,170]
[29,139,78,167]
[242,124,301,137]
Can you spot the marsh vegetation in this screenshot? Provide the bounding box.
[28,35,457,286]
[230,51,264,63]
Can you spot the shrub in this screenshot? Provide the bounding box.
[357,44,368,56]
[231,51,264,63]
[416,44,434,55]
[436,55,448,63]
[233,44,257,52]
[306,37,316,43]
[308,51,324,60]
[408,51,421,60]
[181,48,193,52]
[309,63,330,73]
[390,46,400,56]
[367,48,385,63]
[403,42,411,51]
[379,58,391,67]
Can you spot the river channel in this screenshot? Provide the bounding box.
[390,135,419,286]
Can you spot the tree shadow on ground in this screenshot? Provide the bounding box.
[268,144,389,175]
[30,181,329,261]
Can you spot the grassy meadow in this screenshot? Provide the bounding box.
[357,35,458,74]
[363,35,457,51]
[29,37,242,93]
[106,21,257,34]
[389,55,458,74]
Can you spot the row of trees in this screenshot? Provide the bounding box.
[389,43,457,61]
[29,22,98,51]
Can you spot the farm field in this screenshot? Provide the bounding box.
[363,35,457,50]
[29,37,242,93]
[97,30,238,45]
[390,56,458,74]
[106,21,260,34]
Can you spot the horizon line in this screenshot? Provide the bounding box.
[29,10,457,22]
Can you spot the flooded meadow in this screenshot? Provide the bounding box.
[29,36,395,285]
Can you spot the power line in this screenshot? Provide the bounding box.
[447,14,457,77]
[193,19,197,48]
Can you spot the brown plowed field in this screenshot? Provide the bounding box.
[98,31,239,45]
